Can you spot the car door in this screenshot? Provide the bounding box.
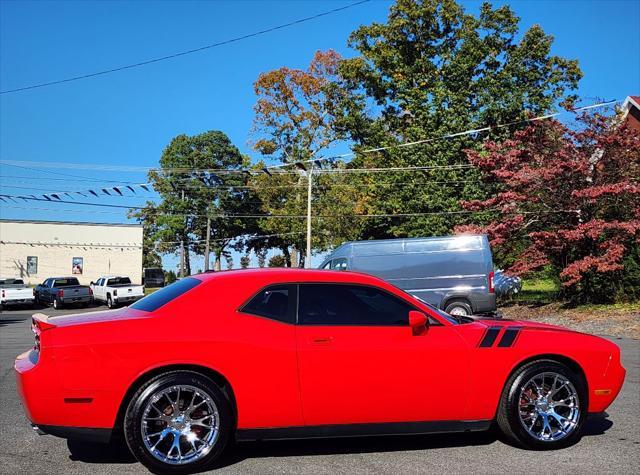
[295,283,470,426]
[92,279,102,301]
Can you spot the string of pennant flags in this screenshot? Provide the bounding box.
[0,182,152,203]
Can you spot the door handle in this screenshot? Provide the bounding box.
[311,336,334,344]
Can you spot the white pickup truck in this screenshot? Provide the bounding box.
[90,276,144,308]
[0,278,35,309]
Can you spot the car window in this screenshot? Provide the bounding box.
[321,261,331,269]
[298,284,413,326]
[330,258,348,271]
[131,277,201,312]
[240,284,295,324]
[54,278,79,287]
[107,277,131,286]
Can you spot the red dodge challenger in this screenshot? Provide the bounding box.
[15,269,625,473]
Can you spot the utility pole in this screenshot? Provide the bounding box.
[179,240,185,278]
[204,215,211,271]
[180,189,186,277]
[305,165,313,268]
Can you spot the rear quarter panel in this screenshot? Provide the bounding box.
[43,277,303,429]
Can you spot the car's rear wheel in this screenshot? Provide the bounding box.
[53,298,62,310]
[444,300,472,316]
[107,295,114,309]
[124,371,232,474]
[497,360,587,449]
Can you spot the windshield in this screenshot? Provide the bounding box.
[54,278,80,287]
[413,296,466,325]
[145,269,164,278]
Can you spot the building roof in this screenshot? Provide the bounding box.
[0,219,142,228]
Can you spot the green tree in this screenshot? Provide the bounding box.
[338,0,582,239]
[268,254,286,267]
[251,50,358,265]
[240,255,250,269]
[131,131,256,275]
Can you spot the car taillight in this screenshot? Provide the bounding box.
[89,287,93,296]
[488,271,495,294]
[58,289,64,298]
[31,322,41,352]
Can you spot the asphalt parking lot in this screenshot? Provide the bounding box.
[0,306,638,474]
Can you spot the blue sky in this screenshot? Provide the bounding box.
[1,0,638,270]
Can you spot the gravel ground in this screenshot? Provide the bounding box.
[1,307,638,474]
[501,302,640,339]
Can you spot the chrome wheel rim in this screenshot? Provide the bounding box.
[141,385,219,465]
[518,372,580,442]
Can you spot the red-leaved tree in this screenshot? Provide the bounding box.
[455,113,640,303]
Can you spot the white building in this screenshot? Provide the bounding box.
[0,219,143,285]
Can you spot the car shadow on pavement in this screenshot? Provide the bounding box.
[0,318,25,327]
[67,438,137,464]
[582,414,614,436]
[63,416,614,469]
[214,430,500,469]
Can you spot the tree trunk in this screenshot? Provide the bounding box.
[290,247,298,268]
[281,247,292,267]
[214,251,222,271]
[184,249,192,276]
[298,249,306,268]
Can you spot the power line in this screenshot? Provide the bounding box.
[0,98,616,177]
[0,203,579,219]
[0,0,371,95]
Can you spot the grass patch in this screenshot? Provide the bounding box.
[144,287,159,296]
[508,277,560,305]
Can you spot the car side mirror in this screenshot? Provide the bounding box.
[90,281,94,286]
[409,310,428,336]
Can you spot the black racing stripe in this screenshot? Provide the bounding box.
[478,327,501,347]
[497,327,522,347]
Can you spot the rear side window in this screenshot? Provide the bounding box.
[240,284,295,324]
[131,277,201,312]
[298,284,413,326]
[107,277,131,286]
[54,278,80,287]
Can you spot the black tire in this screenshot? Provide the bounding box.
[107,295,114,309]
[497,360,587,450]
[444,300,473,316]
[53,298,62,310]
[124,370,233,474]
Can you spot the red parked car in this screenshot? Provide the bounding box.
[16,269,625,473]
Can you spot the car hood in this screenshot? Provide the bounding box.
[476,318,578,334]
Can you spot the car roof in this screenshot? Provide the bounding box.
[191,268,385,285]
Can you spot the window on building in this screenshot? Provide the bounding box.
[298,284,413,326]
[27,256,38,274]
[240,285,295,324]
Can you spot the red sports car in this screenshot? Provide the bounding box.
[15,269,625,473]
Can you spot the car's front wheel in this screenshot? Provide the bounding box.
[124,371,232,474]
[497,360,587,450]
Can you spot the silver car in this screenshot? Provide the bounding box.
[320,234,496,317]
